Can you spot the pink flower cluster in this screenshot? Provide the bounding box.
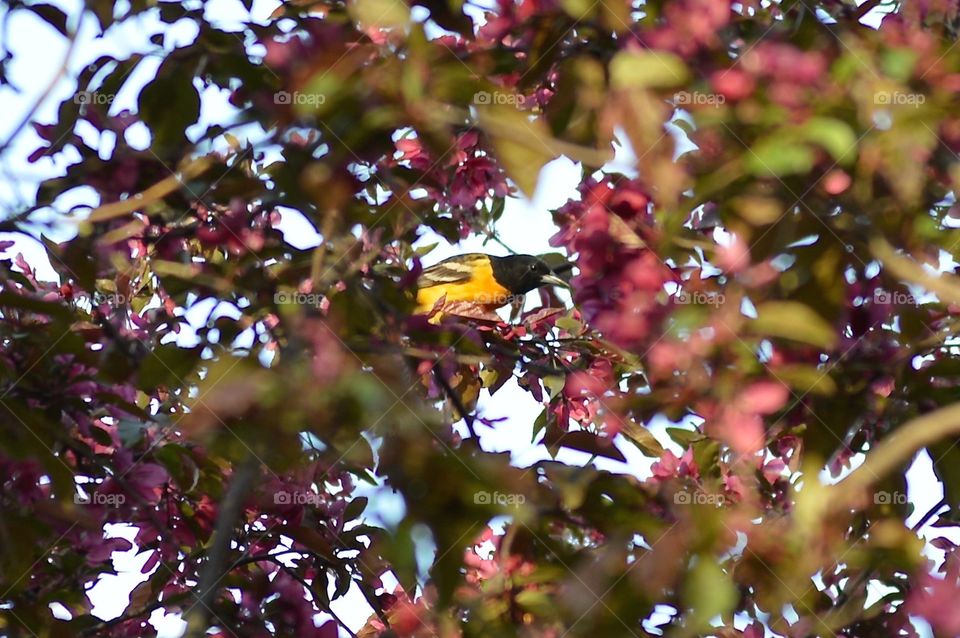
[389,131,511,236]
[551,177,674,350]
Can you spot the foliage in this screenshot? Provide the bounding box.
[4,0,960,636]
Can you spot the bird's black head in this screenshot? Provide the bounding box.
[490,255,569,295]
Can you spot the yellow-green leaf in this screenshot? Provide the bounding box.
[683,558,737,632]
[348,0,409,29]
[610,50,689,90]
[750,301,838,349]
[619,420,665,457]
[746,138,814,177]
[478,106,555,197]
[802,117,857,164]
[772,364,837,396]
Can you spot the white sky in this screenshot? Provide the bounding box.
[0,1,947,636]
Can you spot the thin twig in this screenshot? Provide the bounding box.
[912,496,948,532]
[854,0,882,20]
[228,553,359,638]
[0,29,78,158]
[433,367,479,442]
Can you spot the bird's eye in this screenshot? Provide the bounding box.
[529,264,537,271]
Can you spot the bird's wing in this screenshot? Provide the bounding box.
[416,254,487,288]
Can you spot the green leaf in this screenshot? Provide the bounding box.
[349,0,410,29]
[532,409,548,442]
[139,345,201,390]
[599,0,631,33]
[414,242,439,257]
[610,50,689,89]
[555,316,582,333]
[515,589,557,617]
[802,117,857,164]
[930,441,960,510]
[154,444,200,492]
[772,364,837,396]
[479,367,500,389]
[667,427,703,448]
[138,56,201,154]
[344,496,369,522]
[541,375,566,398]
[750,301,838,349]
[478,106,555,197]
[559,0,595,20]
[544,430,627,462]
[881,48,918,82]
[619,420,665,457]
[692,438,721,476]
[0,291,71,321]
[683,558,737,632]
[746,138,814,177]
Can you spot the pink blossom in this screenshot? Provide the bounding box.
[711,68,756,101]
[907,573,960,636]
[712,409,766,456]
[717,235,751,273]
[651,448,699,480]
[823,169,851,194]
[871,376,895,397]
[736,381,789,415]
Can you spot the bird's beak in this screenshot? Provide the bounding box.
[540,274,570,289]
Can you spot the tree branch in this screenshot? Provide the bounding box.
[184,454,259,637]
[0,29,77,158]
[833,402,960,509]
[854,0,881,20]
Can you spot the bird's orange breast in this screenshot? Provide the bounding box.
[415,260,511,312]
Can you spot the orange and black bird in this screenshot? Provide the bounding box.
[415,253,570,314]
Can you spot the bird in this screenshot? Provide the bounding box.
[414,253,570,315]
